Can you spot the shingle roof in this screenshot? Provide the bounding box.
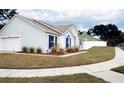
[56,24,73,33]
[19,15,63,35]
[0,15,76,35]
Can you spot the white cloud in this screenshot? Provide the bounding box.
[17,9,124,30]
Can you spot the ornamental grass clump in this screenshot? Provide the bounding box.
[22,47,28,53]
[29,47,35,53]
[66,47,79,53]
[66,47,74,53]
[74,47,79,52]
[59,48,65,55]
[51,47,57,55]
[36,48,42,54]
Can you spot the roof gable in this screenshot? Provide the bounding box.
[0,15,76,35]
[56,24,73,33]
[18,15,63,35]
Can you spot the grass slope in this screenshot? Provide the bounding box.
[111,66,124,74]
[0,73,107,83]
[0,47,115,69]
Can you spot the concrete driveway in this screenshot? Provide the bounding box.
[0,47,124,82]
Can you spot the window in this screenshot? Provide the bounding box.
[49,35,57,49]
[79,40,83,48]
[80,40,82,45]
[49,35,54,49]
[66,35,71,48]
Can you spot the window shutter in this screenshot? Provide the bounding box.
[70,38,71,47]
[55,36,57,46]
[49,35,51,49]
[66,38,68,48]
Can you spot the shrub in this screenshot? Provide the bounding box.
[29,47,35,53]
[51,47,57,55]
[59,48,65,55]
[66,47,79,53]
[74,47,79,52]
[22,47,28,53]
[36,48,42,54]
[66,47,74,53]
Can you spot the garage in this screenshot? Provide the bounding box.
[1,36,21,52]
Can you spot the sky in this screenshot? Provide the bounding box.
[18,9,124,31]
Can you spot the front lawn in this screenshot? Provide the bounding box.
[111,66,124,74]
[119,46,124,51]
[0,47,115,69]
[0,73,107,83]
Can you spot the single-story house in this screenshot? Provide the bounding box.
[0,14,107,53]
[79,32,107,50]
[0,15,79,53]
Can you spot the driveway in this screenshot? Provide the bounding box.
[0,47,124,82]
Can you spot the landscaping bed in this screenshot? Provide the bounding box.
[111,66,124,74]
[0,47,115,69]
[0,73,107,83]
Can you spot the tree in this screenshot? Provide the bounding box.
[0,9,18,29]
[88,24,122,46]
[78,30,83,35]
[87,28,93,35]
[119,32,124,43]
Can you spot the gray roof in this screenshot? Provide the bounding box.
[79,32,100,41]
[57,24,73,33]
[19,15,73,35]
[19,15,62,35]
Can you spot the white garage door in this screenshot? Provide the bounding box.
[1,37,21,51]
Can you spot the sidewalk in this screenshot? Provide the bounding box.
[90,71,124,83]
[0,47,124,82]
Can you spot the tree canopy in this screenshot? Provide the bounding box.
[0,9,18,29]
[87,24,122,46]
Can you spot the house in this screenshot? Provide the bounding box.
[79,32,107,50]
[0,15,79,53]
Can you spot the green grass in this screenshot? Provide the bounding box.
[0,47,115,69]
[120,46,124,51]
[111,66,124,74]
[0,73,107,83]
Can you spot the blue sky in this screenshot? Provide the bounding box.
[18,9,124,31]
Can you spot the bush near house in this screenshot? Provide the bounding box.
[50,47,65,55]
[59,48,65,55]
[66,47,74,53]
[36,48,42,54]
[51,47,57,55]
[22,47,29,53]
[74,47,79,52]
[66,47,79,53]
[29,47,35,53]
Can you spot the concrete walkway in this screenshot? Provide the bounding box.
[0,47,124,83]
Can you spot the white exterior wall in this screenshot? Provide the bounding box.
[80,41,107,50]
[0,39,2,50]
[59,26,79,49]
[58,35,64,48]
[0,16,80,53]
[0,16,48,53]
[69,26,79,48]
